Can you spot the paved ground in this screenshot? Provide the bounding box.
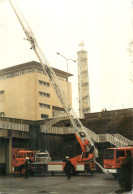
[0,173,121,194]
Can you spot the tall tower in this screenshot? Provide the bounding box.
[77,41,90,118]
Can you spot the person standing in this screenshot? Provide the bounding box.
[64,156,72,179]
[118,150,133,192]
[24,157,29,179]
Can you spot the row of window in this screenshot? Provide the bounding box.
[39,103,64,112]
[0,67,66,82]
[0,67,46,80]
[41,114,49,119]
[39,103,50,109]
[41,111,65,119]
[39,80,50,87]
[39,91,50,98]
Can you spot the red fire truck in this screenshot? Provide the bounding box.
[31,134,96,176]
[12,148,36,174]
[103,147,133,177]
[31,154,96,176]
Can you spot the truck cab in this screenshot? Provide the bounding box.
[12,148,36,174]
[104,147,133,176]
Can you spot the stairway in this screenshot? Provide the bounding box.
[40,117,133,147]
[41,114,69,132]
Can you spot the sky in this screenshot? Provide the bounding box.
[0,0,133,114]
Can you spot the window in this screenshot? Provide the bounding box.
[16,153,23,158]
[27,67,35,73]
[37,69,44,74]
[116,150,125,158]
[36,153,48,157]
[126,150,131,156]
[39,80,50,87]
[39,91,50,98]
[41,114,49,119]
[27,152,33,157]
[52,106,65,117]
[39,103,50,109]
[0,75,5,80]
[20,69,26,75]
[104,149,114,159]
[13,71,19,77]
[0,90,4,102]
[0,91,4,94]
[6,73,12,79]
[0,112,5,117]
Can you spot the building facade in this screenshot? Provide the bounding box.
[0,61,72,120]
[77,42,90,118]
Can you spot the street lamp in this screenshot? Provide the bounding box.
[56,52,76,104]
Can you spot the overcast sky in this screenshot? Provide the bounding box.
[0,0,133,114]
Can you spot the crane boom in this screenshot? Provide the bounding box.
[9,0,95,154]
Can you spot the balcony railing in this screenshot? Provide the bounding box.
[0,121,29,132]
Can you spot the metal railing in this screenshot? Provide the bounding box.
[41,119,133,147]
[0,121,29,132]
[41,126,74,135]
[112,133,133,146]
[84,127,99,142]
[106,133,127,147]
[41,116,69,132]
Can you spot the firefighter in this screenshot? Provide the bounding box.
[118,150,133,192]
[64,156,72,179]
[24,157,29,179]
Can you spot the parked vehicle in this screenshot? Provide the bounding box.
[31,141,96,176]
[103,147,133,177]
[31,155,96,176]
[12,148,35,174]
[34,150,51,163]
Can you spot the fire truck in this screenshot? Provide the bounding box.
[12,148,36,174]
[104,147,133,177]
[31,138,96,176]
[12,148,53,174]
[9,0,100,176]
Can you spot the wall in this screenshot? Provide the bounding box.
[0,71,72,120]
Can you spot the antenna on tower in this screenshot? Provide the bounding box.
[79,40,86,50]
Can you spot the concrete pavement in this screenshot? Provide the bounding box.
[0,173,120,194]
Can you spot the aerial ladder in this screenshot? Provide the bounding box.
[9,0,106,172]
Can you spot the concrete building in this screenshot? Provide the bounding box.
[0,61,72,120]
[77,42,90,118]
